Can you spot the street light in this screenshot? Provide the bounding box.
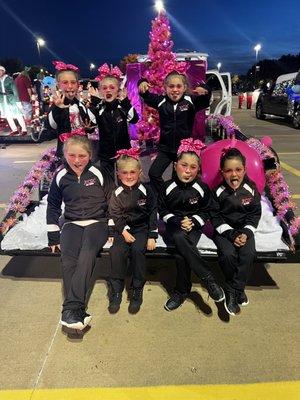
[217,62,222,71]
[89,63,95,74]
[155,0,165,13]
[36,37,46,64]
[254,43,261,61]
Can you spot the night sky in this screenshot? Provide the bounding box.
[0,0,299,76]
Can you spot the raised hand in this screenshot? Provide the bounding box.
[138,81,151,94]
[53,91,69,108]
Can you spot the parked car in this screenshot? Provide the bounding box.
[256,72,300,129]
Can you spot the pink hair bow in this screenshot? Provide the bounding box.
[52,60,79,72]
[177,138,206,158]
[221,138,238,157]
[59,128,86,143]
[95,63,123,81]
[115,147,140,160]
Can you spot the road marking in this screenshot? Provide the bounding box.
[292,194,300,199]
[280,161,300,177]
[13,160,36,164]
[278,152,300,155]
[0,203,7,208]
[0,381,299,400]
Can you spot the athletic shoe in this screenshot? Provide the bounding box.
[224,291,240,316]
[108,292,122,314]
[128,288,143,314]
[164,292,187,311]
[60,309,85,330]
[201,274,225,302]
[237,291,249,306]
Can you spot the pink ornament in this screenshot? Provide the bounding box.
[52,61,79,72]
[201,139,266,193]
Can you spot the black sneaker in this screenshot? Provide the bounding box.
[237,291,249,306]
[224,291,240,316]
[128,288,143,314]
[81,310,92,325]
[60,309,85,330]
[164,292,187,311]
[108,292,122,314]
[201,275,225,302]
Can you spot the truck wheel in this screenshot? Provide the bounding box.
[256,102,266,120]
[292,114,300,129]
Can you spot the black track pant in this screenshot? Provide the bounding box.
[214,234,255,292]
[167,227,213,294]
[109,230,148,292]
[60,222,108,311]
[148,150,177,195]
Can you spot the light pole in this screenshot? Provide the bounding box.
[217,62,222,72]
[36,37,45,65]
[254,44,262,87]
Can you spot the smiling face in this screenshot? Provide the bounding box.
[117,158,141,187]
[57,71,79,100]
[64,143,90,176]
[175,153,200,183]
[165,75,186,102]
[100,77,119,102]
[221,158,246,190]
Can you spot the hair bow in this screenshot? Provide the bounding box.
[52,60,79,72]
[221,138,238,157]
[114,147,140,160]
[59,128,86,143]
[95,63,123,81]
[177,138,206,158]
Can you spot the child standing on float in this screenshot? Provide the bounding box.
[89,64,139,177]
[211,147,261,316]
[158,138,224,311]
[47,135,114,330]
[48,61,96,159]
[138,71,211,194]
[108,148,157,314]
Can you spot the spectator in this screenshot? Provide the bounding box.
[15,68,33,122]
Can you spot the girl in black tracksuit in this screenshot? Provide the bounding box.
[138,71,211,194]
[158,139,224,311]
[211,148,261,316]
[90,75,139,177]
[47,135,114,330]
[47,63,96,159]
[108,150,158,314]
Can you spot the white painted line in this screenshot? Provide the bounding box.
[13,160,36,164]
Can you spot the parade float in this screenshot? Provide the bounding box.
[0,5,299,260]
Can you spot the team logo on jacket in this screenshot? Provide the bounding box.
[137,198,146,206]
[179,104,189,112]
[241,197,252,206]
[189,197,198,205]
[116,116,123,124]
[84,178,96,186]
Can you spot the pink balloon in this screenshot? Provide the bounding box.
[201,139,265,193]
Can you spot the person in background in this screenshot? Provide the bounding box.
[15,68,33,122]
[0,65,27,135]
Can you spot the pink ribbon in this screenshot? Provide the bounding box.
[52,60,79,72]
[59,128,86,143]
[95,63,123,81]
[177,138,206,158]
[114,147,140,160]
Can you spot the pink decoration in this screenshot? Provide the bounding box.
[114,147,140,160]
[52,60,79,72]
[95,63,122,81]
[177,138,206,158]
[59,128,86,143]
[201,139,266,193]
[220,138,238,157]
[207,115,240,137]
[261,136,273,147]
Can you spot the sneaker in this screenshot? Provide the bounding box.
[224,291,240,316]
[128,288,143,314]
[60,309,85,330]
[201,275,225,302]
[237,291,249,306]
[81,310,92,325]
[164,292,187,311]
[108,292,122,314]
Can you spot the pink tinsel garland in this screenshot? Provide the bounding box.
[0,147,57,234]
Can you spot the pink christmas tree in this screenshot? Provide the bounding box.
[137,10,187,142]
